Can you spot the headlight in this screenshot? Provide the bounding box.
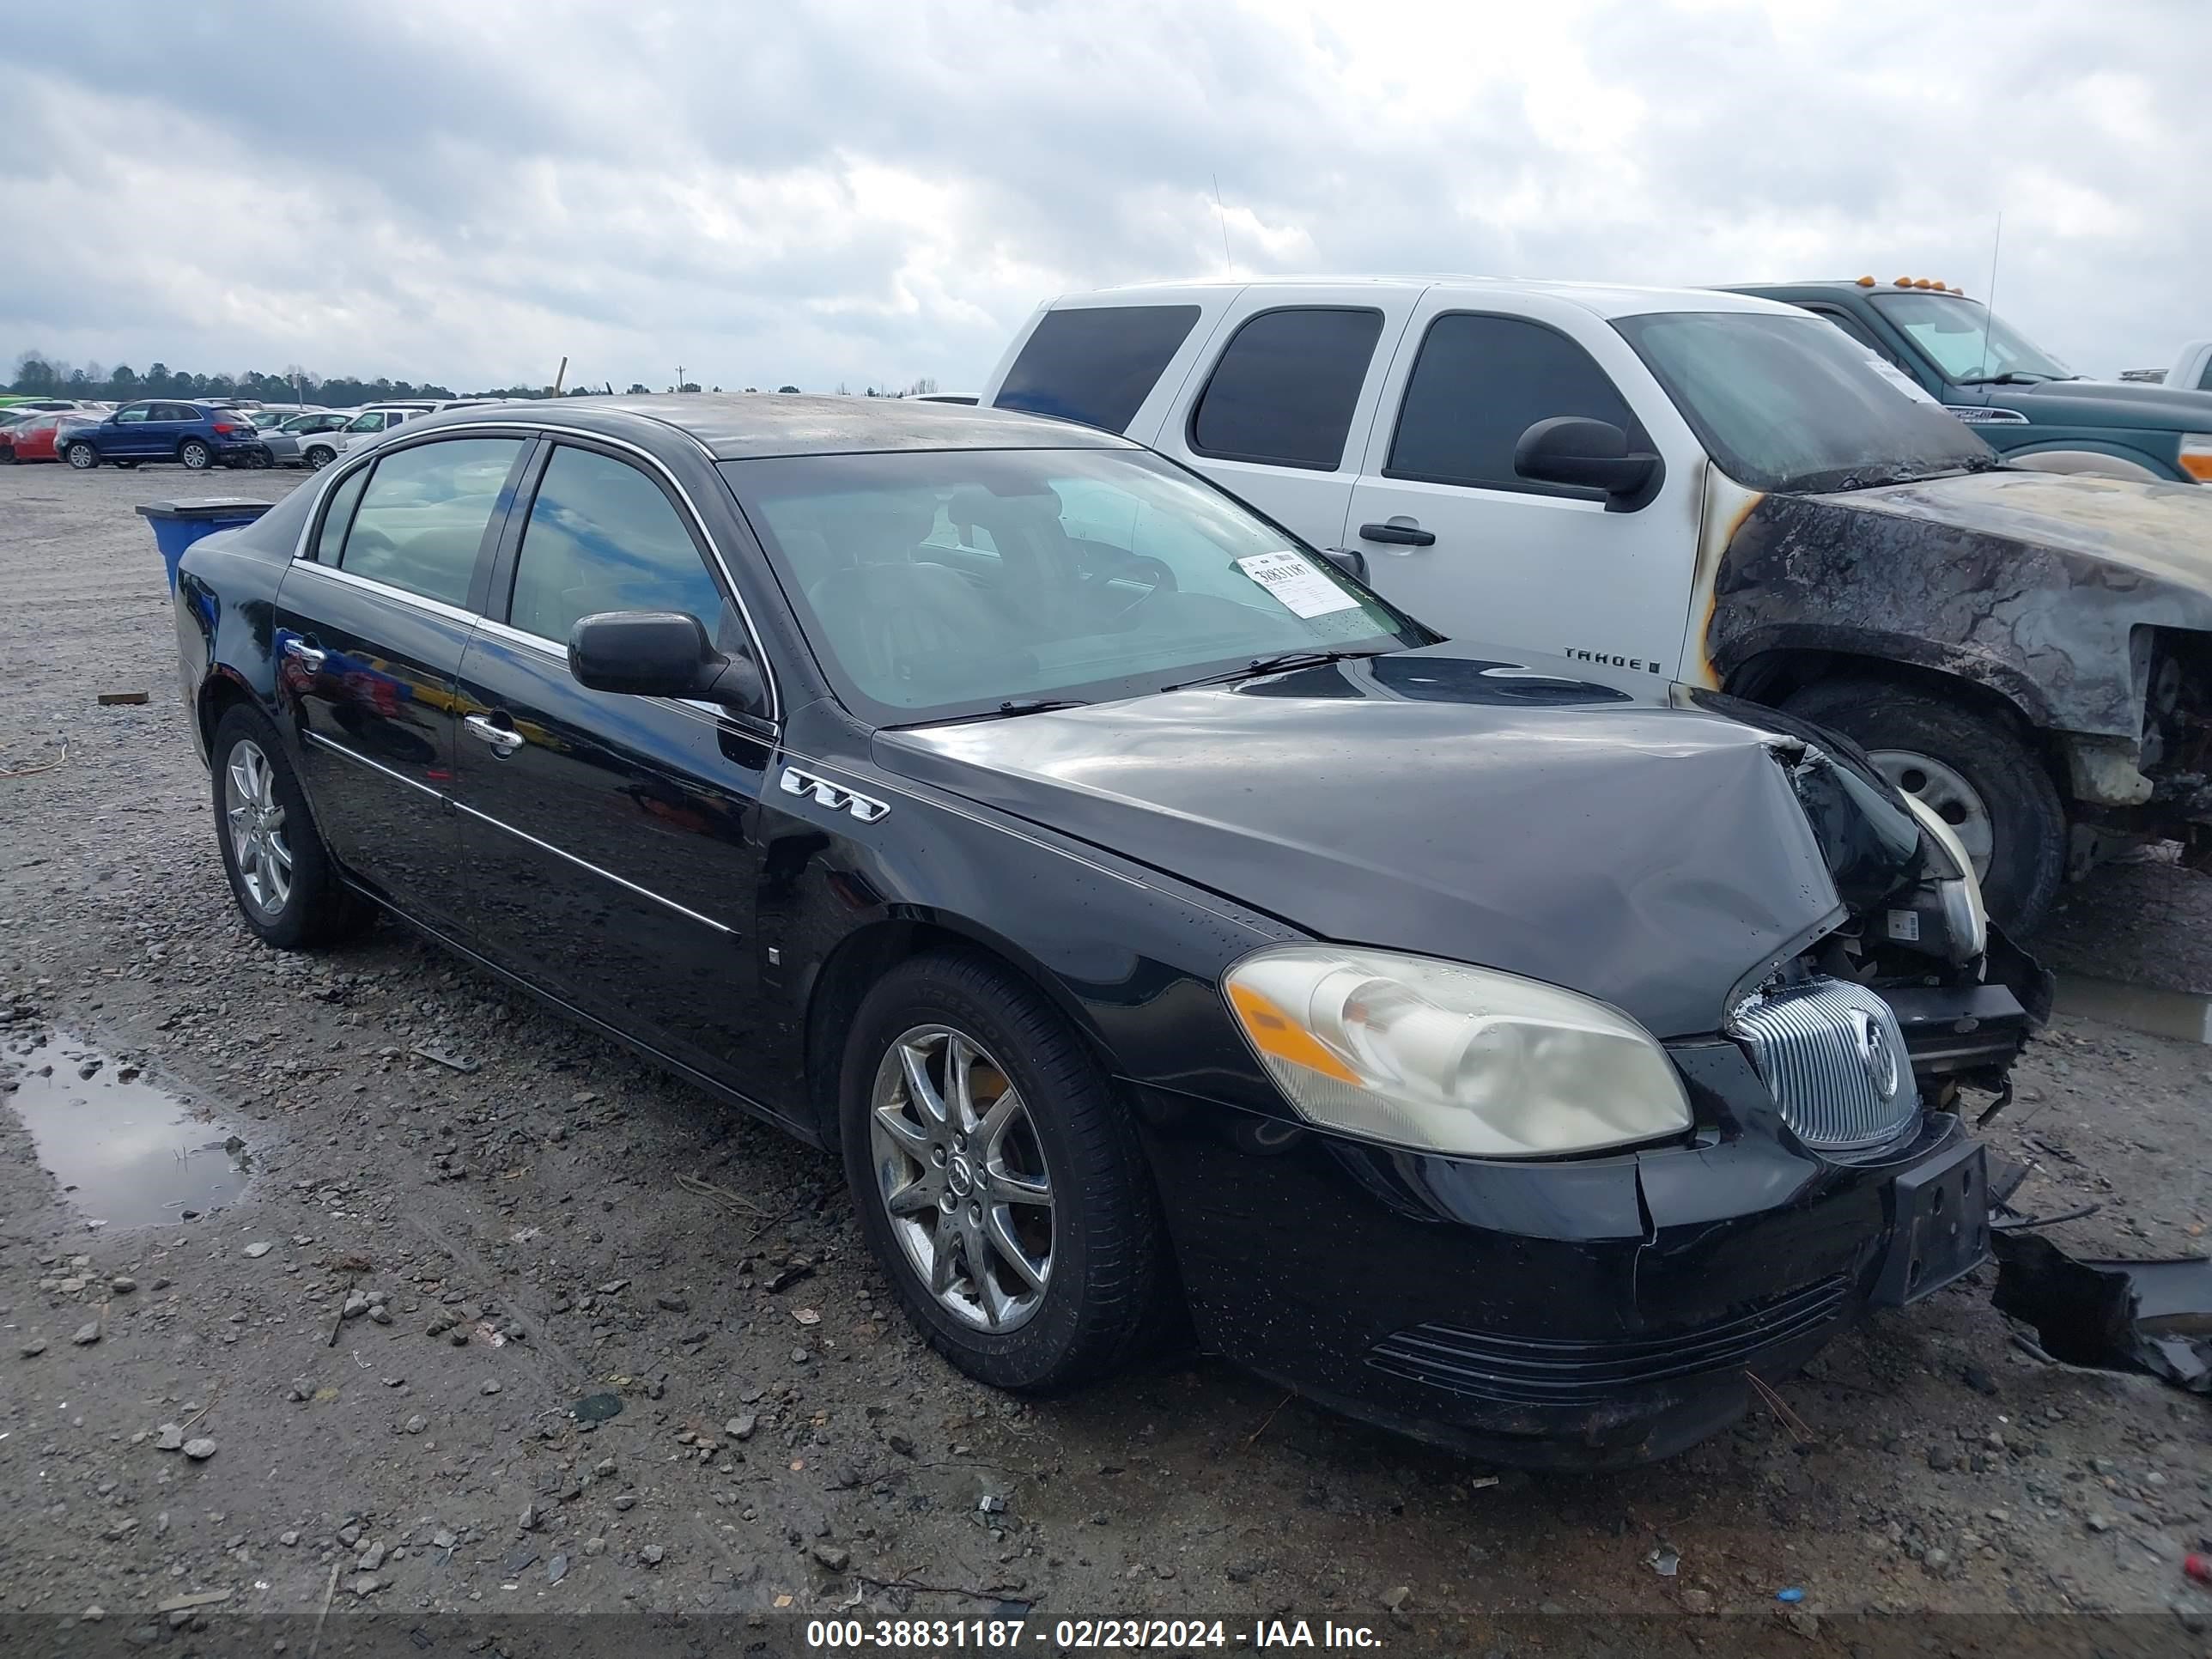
[1223,945,1692,1158]
[2180,434,2212,483]
[1900,793,1988,961]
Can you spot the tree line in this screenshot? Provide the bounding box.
[12,353,937,407]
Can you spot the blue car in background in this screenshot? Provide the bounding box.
[63,400,271,472]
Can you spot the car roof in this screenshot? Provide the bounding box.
[405,392,1141,460]
[1065,274,1802,322]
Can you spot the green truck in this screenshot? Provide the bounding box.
[1726,277,2212,486]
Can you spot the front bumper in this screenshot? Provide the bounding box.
[1133,1039,1990,1469]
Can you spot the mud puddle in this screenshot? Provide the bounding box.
[0,1030,252,1226]
[2055,974,2212,1045]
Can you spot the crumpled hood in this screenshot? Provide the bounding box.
[1830,468,2212,592]
[876,653,1856,1038]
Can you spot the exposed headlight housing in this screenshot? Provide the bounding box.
[1223,945,1693,1158]
[1900,793,1988,962]
[2179,434,2212,484]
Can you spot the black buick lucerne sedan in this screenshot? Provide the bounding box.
[172,395,2044,1466]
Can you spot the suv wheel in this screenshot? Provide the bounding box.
[1784,680,2065,932]
[211,706,373,949]
[179,439,213,471]
[64,441,99,470]
[841,952,1168,1393]
[304,445,335,470]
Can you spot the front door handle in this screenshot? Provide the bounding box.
[281,637,326,671]
[1358,520,1436,547]
[464,714,525,756]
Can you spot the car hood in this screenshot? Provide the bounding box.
[1823,467,2212,593]
[2005,378,2212,427]
[873,649,1880,1039]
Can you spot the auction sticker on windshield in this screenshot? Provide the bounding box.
[1236,551,1360,619]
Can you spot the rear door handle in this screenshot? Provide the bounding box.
[1358,521,1436,547]
[281,637,326,671]
[464,714,525,756]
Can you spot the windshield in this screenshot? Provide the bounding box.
[725,447,1428,726]
[1869,292,2075,384]
[1613,310,1998,493]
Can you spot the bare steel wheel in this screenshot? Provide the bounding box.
[841,951,1169,1392]
[224,738,295,917]
[870,1024,1055,1333]
[1866,748,1994,875]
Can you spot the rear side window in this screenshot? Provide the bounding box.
[1387,314,1638,493]
[1189,307,1382,470]
[994,305,1200,433]
[315,467,370,563]
[508,446,724,642]
[338,437,525,607]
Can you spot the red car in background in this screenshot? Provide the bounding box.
[3,410,105,464]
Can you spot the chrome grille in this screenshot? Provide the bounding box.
[1728,978,1919,1152]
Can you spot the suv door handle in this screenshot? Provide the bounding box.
[1358,520,1436,547]
[464,714,525,756]
[281,637,326,671]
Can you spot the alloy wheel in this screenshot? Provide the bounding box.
[869,1024,1055,1333]
[181,442,211,470]
[65,443,95,469]
[306,447,332,471]
[1869,746,1995,877]
[223,738,294,915]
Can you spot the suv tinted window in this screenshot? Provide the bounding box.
[509,446,724,642]
[157,404,201,422]
[339,437,524,606]
[994,305,1200,433]
[117,404,151,424]
[1388,314,1638,493]
[1189,307,1382,470]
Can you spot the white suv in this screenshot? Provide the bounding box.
[981,275,2212,929]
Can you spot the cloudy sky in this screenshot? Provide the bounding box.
[6,0,2204,393]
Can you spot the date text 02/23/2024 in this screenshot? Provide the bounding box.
[805,1618,1384,1650]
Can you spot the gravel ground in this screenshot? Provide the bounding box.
[2,461,2209,1653]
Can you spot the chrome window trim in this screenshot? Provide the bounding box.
[387,418,781,723]
[301,728,444,798]
[285,557,478,628]
[451,799,737,935]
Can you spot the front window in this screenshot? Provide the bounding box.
[1613,310,1997,494]
[1869,292,2075,385]
[726,447,1425,726]
[345,411,386,433]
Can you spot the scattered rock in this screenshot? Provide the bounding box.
[71,1322,100,1346]
[1380,1585,1410,1612]
[655,1292,689,1313]
[481,1380,501,1395]
[726,1413,757,1442]
[358,1541,387,1571]
[154,1424,184,1451]
[109,1276,137,1294]
[279,1531,300,1547]
[813,1543,852,1572]
[242,1243,272,1260]
[19,1337,46,1358]
[183,1438,217,1461]
[404,1415,428,1435]
[612,1494,637,1512]
[640,1545,665,1566]
[1680,1589,1715,1615]
[547,1553,569,1585]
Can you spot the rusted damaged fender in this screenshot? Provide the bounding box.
[1700,468,2212,811]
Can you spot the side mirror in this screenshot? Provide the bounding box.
[567,611,765,712]
[1319,547,1368,583]
[1514,416,1662,501]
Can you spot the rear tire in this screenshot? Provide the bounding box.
[1783,679,2064,932]
[841,951,1169,1394]
[179,439,213,471]
[64,441,98,470]
[210,705,373,950]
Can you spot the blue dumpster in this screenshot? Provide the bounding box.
[135,498,275,592]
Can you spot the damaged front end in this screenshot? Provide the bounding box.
[1714,702,2051,1129]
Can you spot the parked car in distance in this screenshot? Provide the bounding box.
[1727,277,2212,485]
[260,409,353,468]
[306,400,497,467]
[983,276,2212,930]
[171,394,2039,1467]
[3,409,103,464]
[2140,339,2212,394]
[64,400,270,471]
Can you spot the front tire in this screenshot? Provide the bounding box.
[210,705,372,949]
[304,445,335,471]
[64,441,98,470]
[179,439,213,471]
[1783,680,2065,931]
[841,952,1168,1393]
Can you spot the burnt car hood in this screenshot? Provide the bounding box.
[1708,469,2212,738]
[1830,468,2212,593]
[875,649,1868,1040]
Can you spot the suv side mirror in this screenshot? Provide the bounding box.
[568,611,765,712]
[1514,416,1662,502]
